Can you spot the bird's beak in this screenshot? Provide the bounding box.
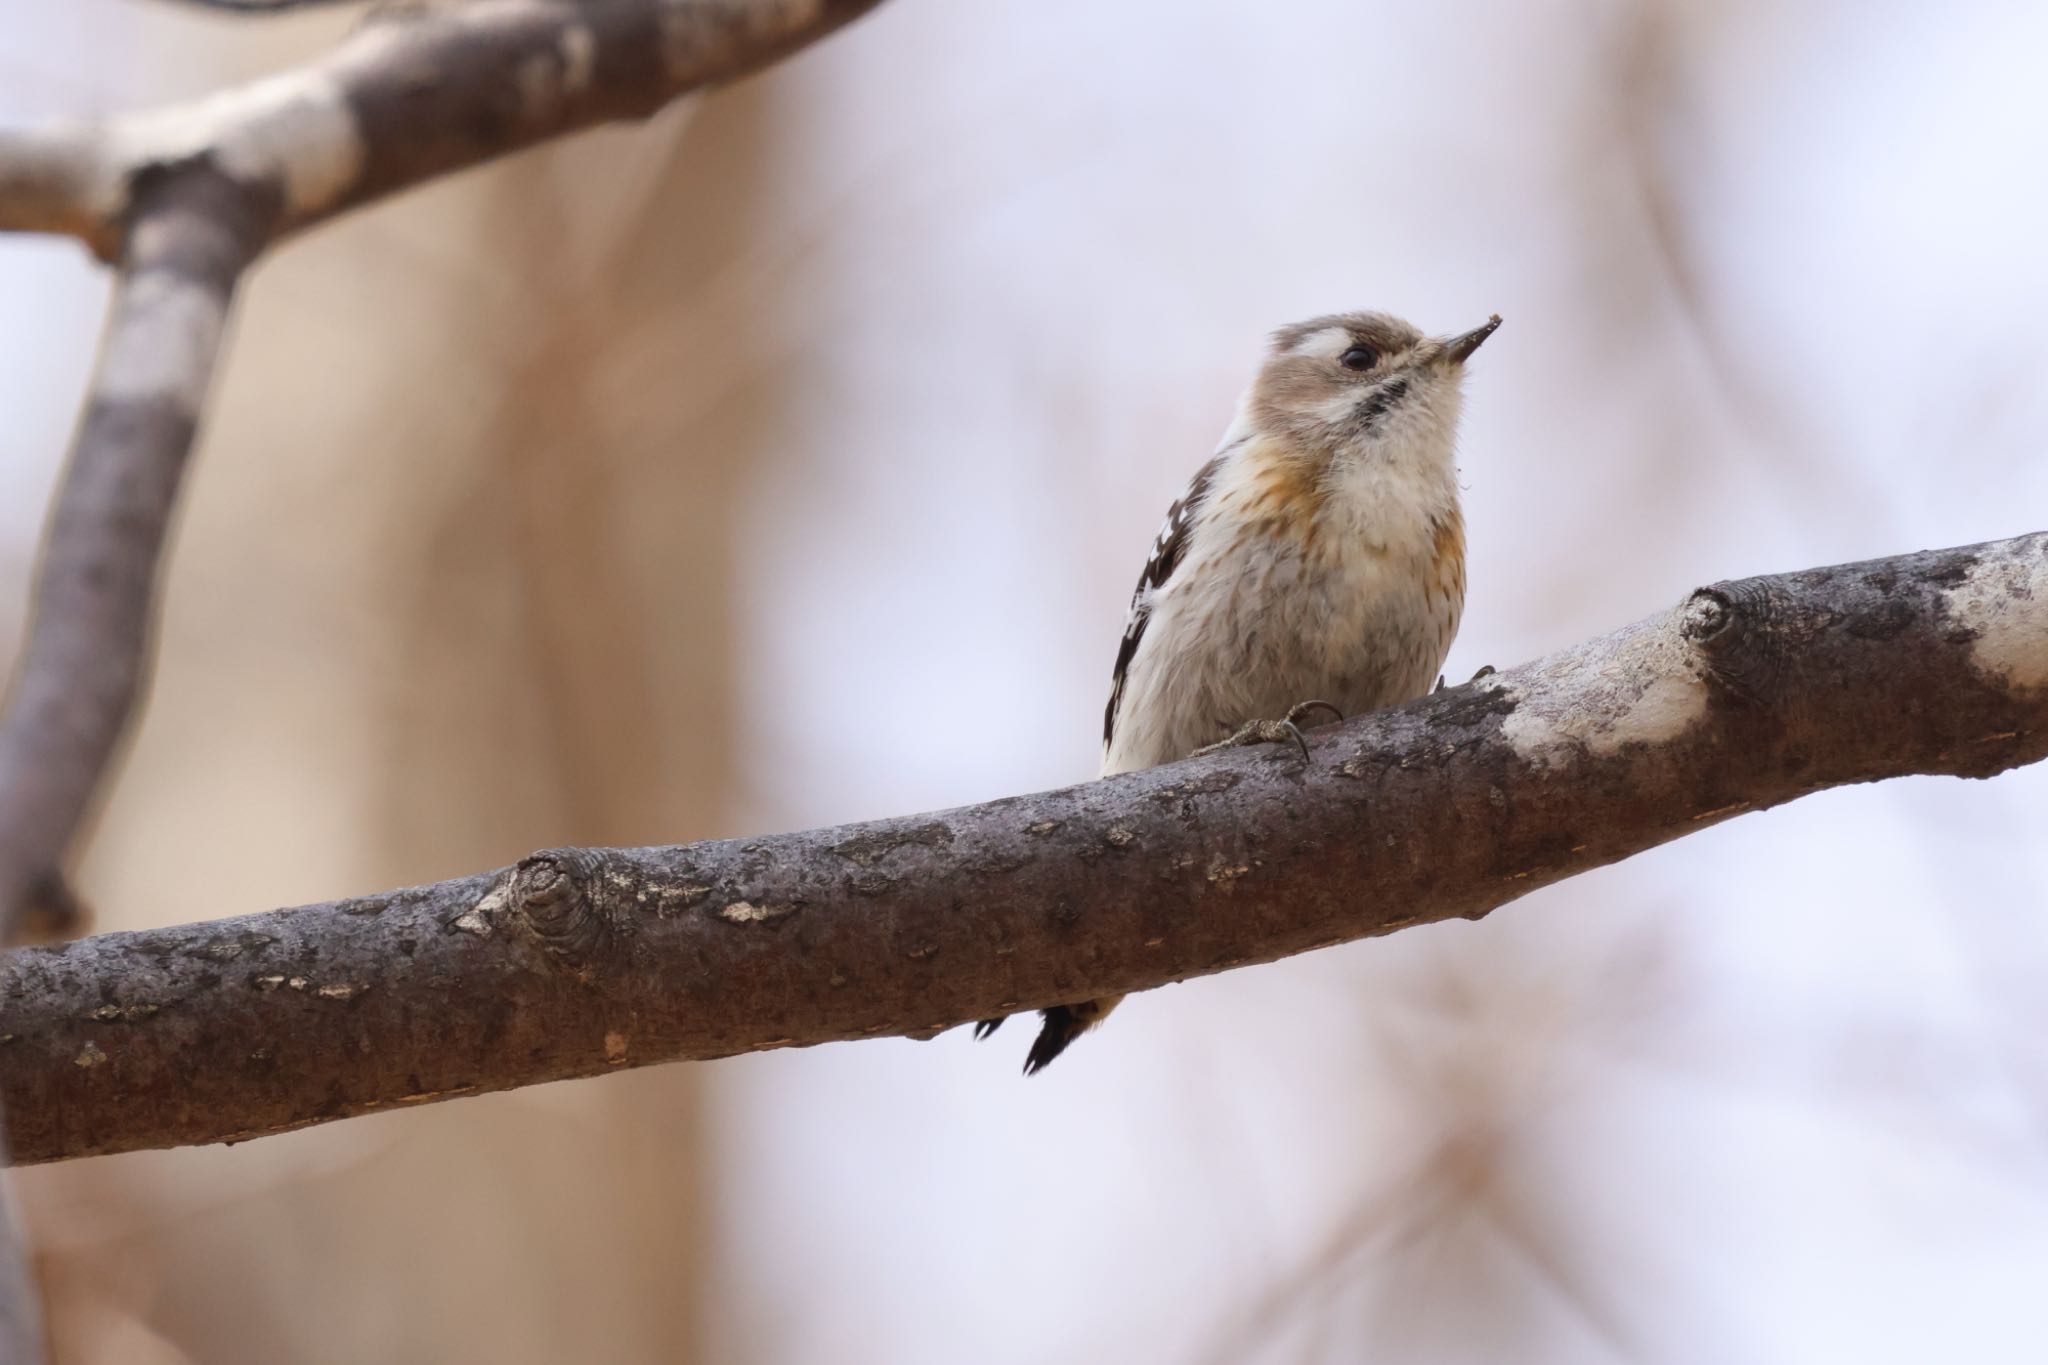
[1439,315,1502,365]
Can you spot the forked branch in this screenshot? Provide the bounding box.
[0,0,887,944]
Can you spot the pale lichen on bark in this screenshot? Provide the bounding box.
[93,268,230,411]
[1496,603,1711,765]
[113,70,368,222]
[1944,532,2048,696]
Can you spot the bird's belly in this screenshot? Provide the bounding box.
[1113,543,1459,772]
[1235,584,1447,720]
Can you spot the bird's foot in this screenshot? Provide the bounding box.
[1193,700,1345,762]
[1435,665,1496,693]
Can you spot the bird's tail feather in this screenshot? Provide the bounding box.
[972,996,1123,1072]
[1022,996,1121,1074]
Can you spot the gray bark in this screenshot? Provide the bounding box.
[3,532,2043,1165]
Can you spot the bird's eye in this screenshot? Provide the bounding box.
[1339,345,1379,372]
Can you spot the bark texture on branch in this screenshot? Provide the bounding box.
[0,0,884,258]
[0,0,886,944]
[3,532,2044,1165]
[0,166,274,947]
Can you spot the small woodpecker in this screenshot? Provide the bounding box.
[977,310,1500,1072]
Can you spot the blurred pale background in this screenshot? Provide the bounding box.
[4,0,2048,1361]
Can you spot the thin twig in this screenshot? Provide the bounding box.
[0,1104,43,1363]
[2,531,2044,1165]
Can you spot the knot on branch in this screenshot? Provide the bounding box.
[13,871,87,946]
[1680,588,1733,645]
[1682,580,1807,703]
[492,849,638,982]
[125,155,281,269]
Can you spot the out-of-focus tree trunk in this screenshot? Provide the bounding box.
[22,78,791,1365]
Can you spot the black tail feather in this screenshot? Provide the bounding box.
[1023,1005,1092,1075]
[974,1000,1113,1072]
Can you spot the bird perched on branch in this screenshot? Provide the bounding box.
[978,310,1500,1072]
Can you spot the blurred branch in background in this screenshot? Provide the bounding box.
[0,166,273,953]
[0,2,885,1351]
[1200,929,1676,1360]
[0,0,888,949]
[164,0,364,12]
[4,530,2044,1165]
[1607,0,1890,533]
[0,1135,41,1364]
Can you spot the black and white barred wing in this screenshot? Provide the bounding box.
[1102,455,1224,751]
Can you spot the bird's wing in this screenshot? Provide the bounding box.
[1103,453,1226,751]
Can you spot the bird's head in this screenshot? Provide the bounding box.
[1247,311,1499,465]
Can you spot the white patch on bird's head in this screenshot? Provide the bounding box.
[1285,326,1355,362]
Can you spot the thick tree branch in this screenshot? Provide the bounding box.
[2,532,2043,1166]
[0,0,886,943]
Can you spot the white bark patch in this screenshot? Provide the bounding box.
[559,25,597,94]
[518,21,596,123]
[720,900,794,924]
[659,0,824,82]
[95,270,227,413]
[221,75,365,218]
[460,879,512,936]
[115,70,366,220]
[128,211,224,263]
[1498,605,1710,766]
[459,0,565,21]
[1944,534,2048,694]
